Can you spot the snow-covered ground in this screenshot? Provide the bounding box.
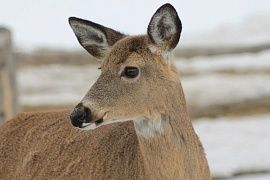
[15,51,270,179]
[17,59,270,107]
[16,64,270,179]
[183,74,270,107]
[194,114,270,179]
[175,50,270,75]
[230,173,270,180]
[17,65,99,105]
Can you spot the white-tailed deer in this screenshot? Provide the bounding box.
[0,4,211,180]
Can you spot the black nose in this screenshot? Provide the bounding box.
[70,103,91,128]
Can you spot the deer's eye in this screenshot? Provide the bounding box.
[122,67,139,78]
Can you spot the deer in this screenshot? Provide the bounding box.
[0,3,211,180]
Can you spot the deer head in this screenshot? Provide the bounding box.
[69,3,183,131]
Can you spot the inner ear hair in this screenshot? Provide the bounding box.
[147,3,182,51]
[69,17,125,59]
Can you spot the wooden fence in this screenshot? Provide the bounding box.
[0,28,18,122]
[0,26,270,122]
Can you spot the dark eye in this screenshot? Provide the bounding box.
[122,66,139,78]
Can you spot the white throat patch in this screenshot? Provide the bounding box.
[133,115,168,139]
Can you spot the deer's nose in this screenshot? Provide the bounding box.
[70,103,91,128]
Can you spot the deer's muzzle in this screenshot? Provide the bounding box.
[70,103,104,129]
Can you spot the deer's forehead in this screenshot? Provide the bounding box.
[102,36,151,67]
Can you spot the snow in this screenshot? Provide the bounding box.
[194,114,270,178]
[230,173,270,180]
[182,74,270,107]
[17,60,270,107]
[15,59,270,179]
[16,64,270,179]
[174,50,270,75]
[17,65,99,105]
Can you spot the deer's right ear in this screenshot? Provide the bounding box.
[147,4,182,52]
[69,17,125,60]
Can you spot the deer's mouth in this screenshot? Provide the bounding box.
[94,118,104,125]
[79,111,108,130]
[80,113,133,131]
[70,106,132,131]
[81,118,104,129]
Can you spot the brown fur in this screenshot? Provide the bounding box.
[0,4,211,179]
[0,35,211,180]
[0,110,145,179]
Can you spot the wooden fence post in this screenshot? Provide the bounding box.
[0,27,18,122]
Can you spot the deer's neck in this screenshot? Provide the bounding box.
[133,85,210,179]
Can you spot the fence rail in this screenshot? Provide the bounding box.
[175,43,270,58]
[1,26,270,122]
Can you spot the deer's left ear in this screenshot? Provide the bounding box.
[147,3,182,51]
[69,17,125,60]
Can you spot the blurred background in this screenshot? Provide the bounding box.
[0,0,270,179]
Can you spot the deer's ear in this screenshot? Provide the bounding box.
[69,17,125,60]
[147,3,182,51]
